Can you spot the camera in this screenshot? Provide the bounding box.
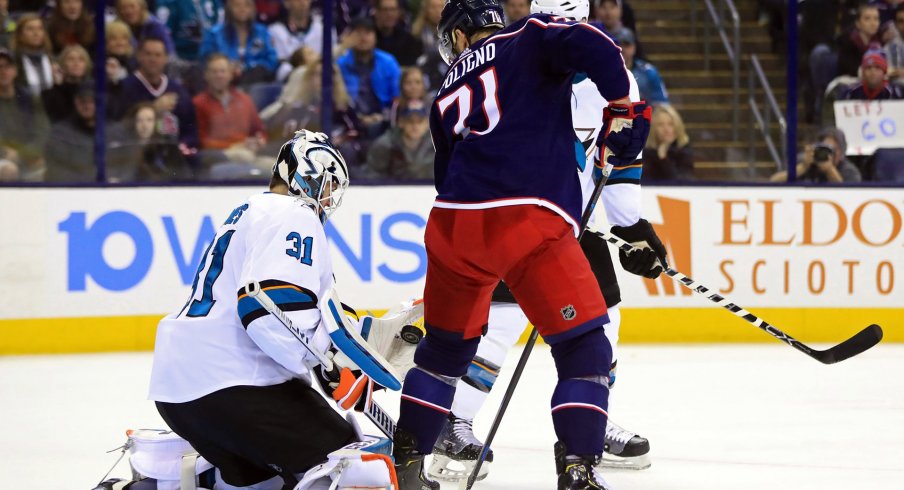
[813,143,834,163]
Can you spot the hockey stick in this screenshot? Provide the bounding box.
[465,163,614,490]
[244,281,398,438]
[595,232,884,364]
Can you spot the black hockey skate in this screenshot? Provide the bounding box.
[427,413,493,482]
[393,428,439,490]
[555,441,613,490]
[600,419,651,470]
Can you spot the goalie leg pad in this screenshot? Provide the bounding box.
[293,442,398,490]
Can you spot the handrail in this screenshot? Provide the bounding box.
[695,0,740,140]
[748,54,787,175]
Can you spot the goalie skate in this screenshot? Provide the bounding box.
[599,420,651,470]
[427,414,493,482]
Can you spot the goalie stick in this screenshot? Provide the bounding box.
[466,163,615,490]
[596,231,884,364]
[244,281,399,438]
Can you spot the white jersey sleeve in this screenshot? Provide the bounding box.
[573,71,644,228]
[238,197,335,377]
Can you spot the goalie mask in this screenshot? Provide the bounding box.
[438,0,505,64]
[273,130,350,222]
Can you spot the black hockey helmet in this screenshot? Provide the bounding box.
[437,0,505,64]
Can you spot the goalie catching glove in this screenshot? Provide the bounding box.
[595,101,652,167]
[609,218,668,279]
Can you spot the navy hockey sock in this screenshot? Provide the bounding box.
[551,378,609,456]
[399,367,457,454]
[548,327,612,456]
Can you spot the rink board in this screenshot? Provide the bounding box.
[1,186,902,353]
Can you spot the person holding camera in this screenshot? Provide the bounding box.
[770,128,862,183]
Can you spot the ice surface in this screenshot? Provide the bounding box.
[2,344,902,489]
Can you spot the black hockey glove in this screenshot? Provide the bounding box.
[610,219,668,279]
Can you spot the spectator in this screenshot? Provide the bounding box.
[44,79,97,183]
[410,0,447,91]
[374,0,423,66]
[837,4,881,77]
[843,51,904,99]
[0,148,16,181]
[155,0,224,62]
[105,20,137,87]
[412,0,443,54]
[112,37,200,160]
[42,44,91,122]
[896,4,904,36]
[108,102,190,181]
[770,128,861,183]
[8,0,46,13]
[337,17,401,139]
[46,0,96,54]
[595,0,623,31]
[193,52,269,168]
[503,0,530,25]
[261,58,364,166]
[199,0,279,85]
[0,47,48,181]
[255,0,283,24]
[389,65,429,126]
[268,0,336,81]
[0,0,16,49]
[116,0,176,55]
[613,27,668,103]
[872,0,899,25]
[642,104,694,182]
[594,0,645,59]
[367,100,434,179]
[12,14,55,97]
[881,20,904,84]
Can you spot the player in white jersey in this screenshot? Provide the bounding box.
[427,0,667,483]
[148,131,397,490]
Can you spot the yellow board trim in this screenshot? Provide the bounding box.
[0,308,900,355]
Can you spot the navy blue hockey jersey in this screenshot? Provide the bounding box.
[430,14,631,232]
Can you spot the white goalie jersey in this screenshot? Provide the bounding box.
[149,192,336,403]
[573,71,644,228]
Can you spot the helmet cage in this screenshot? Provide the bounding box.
[273,131,350,222]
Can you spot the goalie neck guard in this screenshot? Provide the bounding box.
[272,130,350,223]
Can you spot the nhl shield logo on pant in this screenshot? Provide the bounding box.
[561,305,576,321]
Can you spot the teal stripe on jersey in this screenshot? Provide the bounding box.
[610,165,642,181]
[236,280,318,329]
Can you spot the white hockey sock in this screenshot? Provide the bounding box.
[604,305,620,385]
[450,303,528,420]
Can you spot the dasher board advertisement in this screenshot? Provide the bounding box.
[0,186,900,353]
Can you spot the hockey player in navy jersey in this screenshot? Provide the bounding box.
[392,0,656,488]
[427,0,664,482]
[148,131,403,490]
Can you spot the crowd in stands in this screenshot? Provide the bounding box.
[0,0,695,184]
[805,2,904,111]
[796,0,904,183]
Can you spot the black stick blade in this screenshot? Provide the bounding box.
[814,324,883,364]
